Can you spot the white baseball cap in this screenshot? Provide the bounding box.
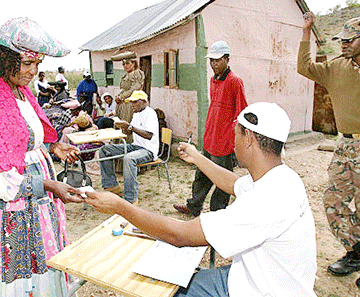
[237,102,291,143]
[83,70,91,77]
[205,41,230,59]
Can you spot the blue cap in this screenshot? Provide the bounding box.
[205,41,230,59]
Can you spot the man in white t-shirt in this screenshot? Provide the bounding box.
[99,90,159,204]
[85,102,317,296]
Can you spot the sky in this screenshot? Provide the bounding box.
[0,0,349,72]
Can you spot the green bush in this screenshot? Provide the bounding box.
[346,0,360,8]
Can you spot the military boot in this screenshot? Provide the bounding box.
[328,242,360,276]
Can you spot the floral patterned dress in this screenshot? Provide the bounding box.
[0,98,68,296]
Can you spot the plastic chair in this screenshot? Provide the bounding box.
[137,128,172,192]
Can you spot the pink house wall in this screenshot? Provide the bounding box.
[91,21,199,143]
[201,0,317,133]
[90,0,317,144]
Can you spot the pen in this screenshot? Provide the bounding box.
[187,133,193,144]
[120,221,129,229]
[100,214,118,227]
[124,230,156,240]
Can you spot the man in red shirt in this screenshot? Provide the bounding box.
[174,41,247,216]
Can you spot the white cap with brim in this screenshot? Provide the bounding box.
[205,40,231,59]
[125,90,148,103]
[237,102,291,143]
[101,92,113,103]
[83,70,91,77]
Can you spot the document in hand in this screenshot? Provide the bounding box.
[132,240,207,287]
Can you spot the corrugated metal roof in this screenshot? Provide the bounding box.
[79,0,213,51]
[80,0,322,52]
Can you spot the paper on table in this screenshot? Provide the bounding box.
[132,240,207,287]
[113,116,121,123]
[66,128,126,144]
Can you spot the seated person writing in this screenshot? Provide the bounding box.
[85,102,317,296]
[99,90,158,204]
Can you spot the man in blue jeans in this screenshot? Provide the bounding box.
[86,102,317,296]
[99,90,159,203]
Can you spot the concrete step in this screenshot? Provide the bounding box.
[286,131,325,150]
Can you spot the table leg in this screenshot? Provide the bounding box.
[66,279,87,297]
[210,246,216,268]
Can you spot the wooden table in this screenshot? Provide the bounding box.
[66,128,127,145]
[66,128,128,164]
[48,215,179,297]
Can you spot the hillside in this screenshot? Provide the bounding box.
[315,5,360,57]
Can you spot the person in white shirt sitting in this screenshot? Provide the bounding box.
[99,90,158,204]
[95,92,117,129]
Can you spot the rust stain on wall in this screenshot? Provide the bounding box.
[268,61,288,95]
[271,25,290,59]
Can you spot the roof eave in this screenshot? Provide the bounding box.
[83,13,198,53]
[295,0,325,44]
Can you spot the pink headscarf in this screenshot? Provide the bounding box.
[0,77,58,174]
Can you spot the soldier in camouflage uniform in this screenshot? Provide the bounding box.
[298,13,360,287]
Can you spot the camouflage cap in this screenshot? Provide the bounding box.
[332,17,360,41]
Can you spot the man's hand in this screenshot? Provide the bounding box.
[303,12,315,30]
[177,142,200,164]
[51,143,80,164]
[114,120,130,130]
[115,95,124,105]
[44,180,84,204]
[302,12,315,41]
[85,191,123,214]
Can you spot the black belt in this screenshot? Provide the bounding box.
[343,134,354,138]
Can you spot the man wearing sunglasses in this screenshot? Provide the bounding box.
[298,13,360,287]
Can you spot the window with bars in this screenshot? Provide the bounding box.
[105,60,114,86]
[164,49,178,88]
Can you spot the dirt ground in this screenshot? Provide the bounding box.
[57,134,360,297]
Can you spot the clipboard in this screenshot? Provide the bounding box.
[66,128,126,144]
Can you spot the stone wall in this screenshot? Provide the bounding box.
[312,55,337,135]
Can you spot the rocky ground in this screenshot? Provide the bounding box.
[58,133,360,297]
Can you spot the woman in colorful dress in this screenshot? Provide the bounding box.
[0,17,84,296]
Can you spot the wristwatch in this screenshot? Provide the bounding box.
[127,125,133,132]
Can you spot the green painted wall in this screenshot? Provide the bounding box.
[195,15,208,149]
[93,72,105,87]
[93,69,126,87]
[151,63,198,91]
[152,64,164,87]
[178,64,198,91]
